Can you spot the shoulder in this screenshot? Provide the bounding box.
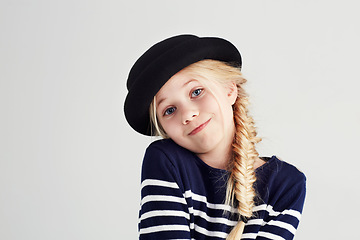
[144,139,194,164]
[146,138,182,153]
[141,139,197,184]
[255,156,306,210]
[143,139,179,169]
[257,155,306,186]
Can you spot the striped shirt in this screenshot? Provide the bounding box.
[139,139,306,240]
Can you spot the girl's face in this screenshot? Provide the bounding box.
[155,68,237,161]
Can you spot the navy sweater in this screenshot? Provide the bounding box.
[139,139,306,240]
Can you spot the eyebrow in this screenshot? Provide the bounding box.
[156,79,197,107]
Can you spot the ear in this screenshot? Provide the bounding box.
[226,81,238,105]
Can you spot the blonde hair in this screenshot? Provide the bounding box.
[149,97,168,138]
[149,60,261,239]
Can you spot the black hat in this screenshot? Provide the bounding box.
[124,34,242,136]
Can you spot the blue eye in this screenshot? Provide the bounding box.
[164,107,176,116]
[191,88,203,97]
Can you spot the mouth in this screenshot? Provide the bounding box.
[188,118,211,136]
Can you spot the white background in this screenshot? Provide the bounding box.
[1,0,359,239]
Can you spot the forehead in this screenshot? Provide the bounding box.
[155,68,226,108]
[156,69,199,99]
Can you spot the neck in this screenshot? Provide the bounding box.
[197,146,232,170]
[196,123,235,170]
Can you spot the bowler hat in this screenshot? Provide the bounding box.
[124,34,242,136]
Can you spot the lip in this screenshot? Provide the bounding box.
[188,118,211,135]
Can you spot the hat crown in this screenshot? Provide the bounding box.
[127,34,199,90]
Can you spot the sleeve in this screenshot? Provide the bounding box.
[138,145,191,240]
[245,170,306,240]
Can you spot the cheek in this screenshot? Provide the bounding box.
[205,94,234,124]
[201,94,224,113]
[199,94,216,109]
[159,117,181,137]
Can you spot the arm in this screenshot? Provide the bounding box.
[258,180,306,239]
[138,144,191,240]
[244,164,306,240]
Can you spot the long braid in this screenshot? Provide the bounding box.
[226,86,261,240]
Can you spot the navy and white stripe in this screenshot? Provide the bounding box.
[139,139,306,240]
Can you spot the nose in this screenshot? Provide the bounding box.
[181,107,199,125]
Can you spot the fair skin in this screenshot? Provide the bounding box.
[156,68,265,170]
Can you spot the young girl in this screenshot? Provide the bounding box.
[124,34,306,240]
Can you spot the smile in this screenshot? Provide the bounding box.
[189,119,211,135]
